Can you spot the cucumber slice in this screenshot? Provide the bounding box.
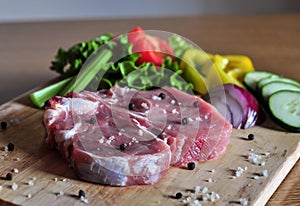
[257,76,300,91]
[261,81,300,102]
[269,90,300,132]
[243,71,278,92]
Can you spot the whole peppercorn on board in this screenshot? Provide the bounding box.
[0,92,299,206]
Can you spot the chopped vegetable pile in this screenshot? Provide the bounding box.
[29,26,300,132]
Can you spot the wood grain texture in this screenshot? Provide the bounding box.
[0,14,300,205]
[0,95,299,206]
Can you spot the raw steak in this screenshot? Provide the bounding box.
[44,86,232,186]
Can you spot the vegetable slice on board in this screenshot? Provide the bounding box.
[203,84,260,129]
[243,71,278,92]
[29,77,74,108]
[257,76,300,91]
[269,90,300,132]
[261,81,300,102]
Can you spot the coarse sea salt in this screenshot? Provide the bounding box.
[13,168,19,173]
[11,183,18,191]
[261,169,268,177]
[239,197,249,206]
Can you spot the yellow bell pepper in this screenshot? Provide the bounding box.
[211,55,245,88]
[180,49,255,95]
[180,49,223,95]
[223,55,255,82]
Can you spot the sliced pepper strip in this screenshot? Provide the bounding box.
[223,55,255,82]
[180,49,255,95]
[180,49,223,95]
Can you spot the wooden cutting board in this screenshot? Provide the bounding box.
[0,93,299,206]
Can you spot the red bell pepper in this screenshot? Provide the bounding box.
[128,27,174,66]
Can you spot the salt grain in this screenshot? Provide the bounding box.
[81,197,89,204]
[138,130,144,136]
[11,183,18,191]
[239,197,249,206]
[261,169,268,177]
[28,180,34,186]
[188,200,202,206]
[195,117,202,121]
[12,168,19,173]
[262,152,270,156]
[141,102,149,109]
[260,161,266,166]
[10,118,20,126]
[207,178,213,183]
[152,95,161,101]
[172,108,179,114]
[195,185,201,193]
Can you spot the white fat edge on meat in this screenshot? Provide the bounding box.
[172,134,187,163]
[114,86,136,98]
[70,98,99,115]
[129,113,166,142]
[75,160,128,186]
[44,103,68,126]
[44,103,69,145]
[132,155,161,175]
[88,153,131,176]
[55,122,82,143]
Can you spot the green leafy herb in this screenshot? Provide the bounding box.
[50,34,113,77]
[30,31,195,108]
[118,56,193,92]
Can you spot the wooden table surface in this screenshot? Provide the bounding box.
[0,14,299,205]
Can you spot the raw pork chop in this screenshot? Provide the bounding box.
[44,86,232,186]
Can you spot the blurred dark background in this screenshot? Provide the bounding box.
[1,0,300,23]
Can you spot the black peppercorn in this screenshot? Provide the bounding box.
[120,144,126,151]
[1,121,7,129]
[78,189,86,198]
[88,118,96,124]
[128,103,135,110]
[187,162,196,170]
[182,118,188,125]
[193,101,199,107]
[175,192,183,199]
[158,93,166,99]
[7,143,15,151]
[6,172,13,180]
[248,133,255,140]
